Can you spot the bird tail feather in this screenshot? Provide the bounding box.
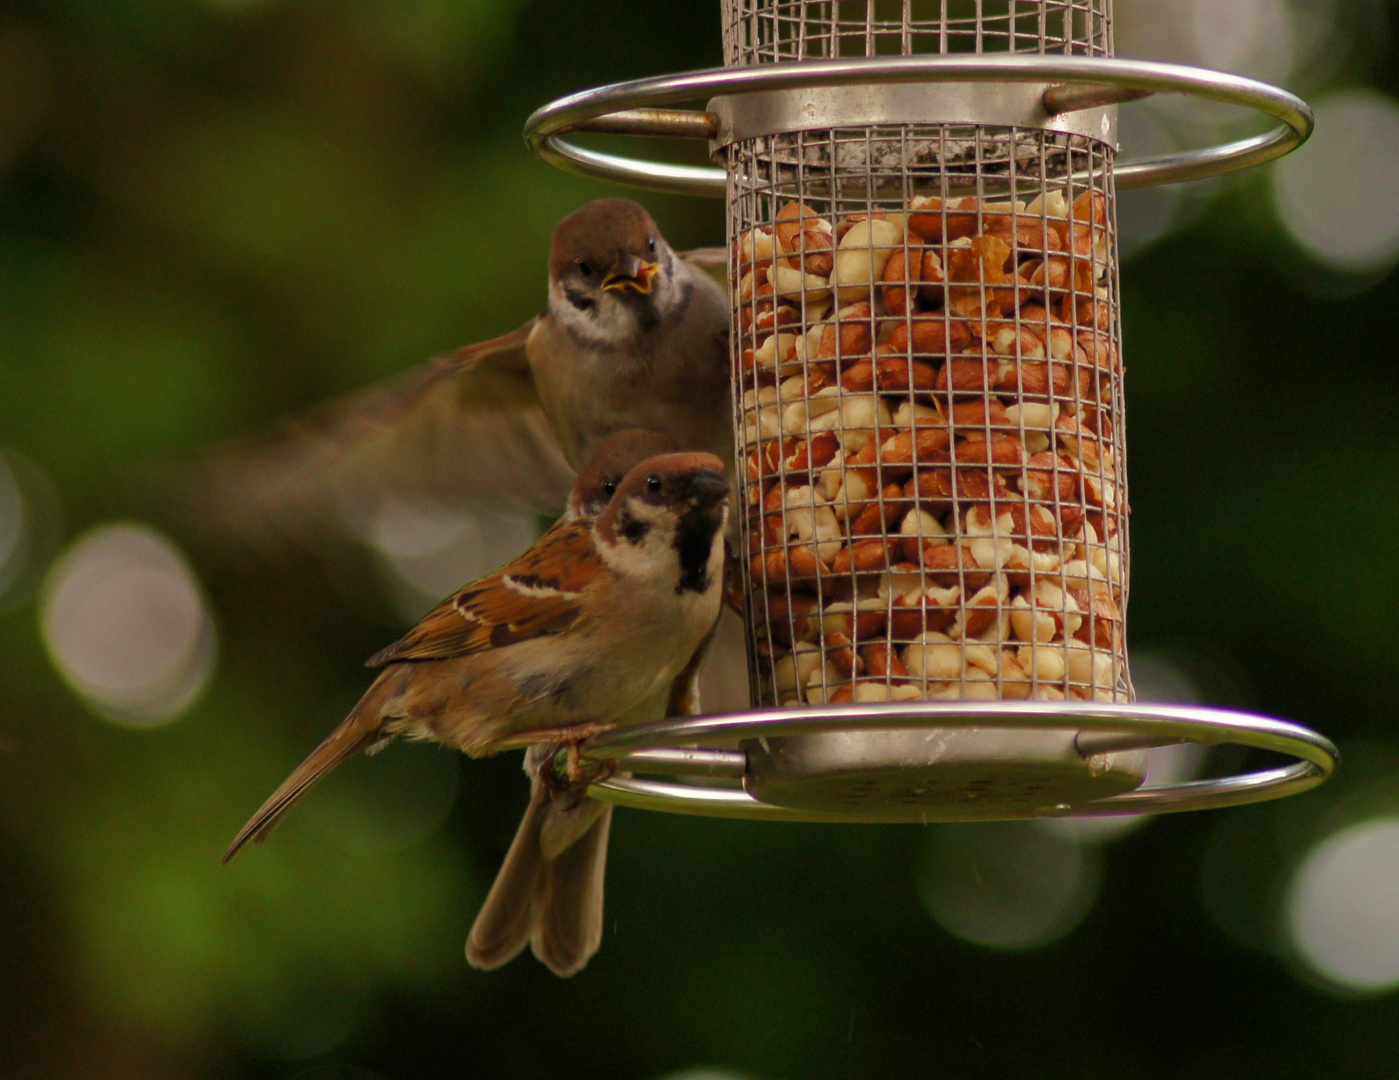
[531,801,611,977]
[466,778,611,978]
[221,668,404,864]
[465,779,552,971]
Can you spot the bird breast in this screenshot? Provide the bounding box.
[530,268,731,472]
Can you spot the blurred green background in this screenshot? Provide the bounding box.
[2,1,1398,1077]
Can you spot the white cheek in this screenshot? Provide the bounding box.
[599,505,677,581]
[554,278,656,342]
[599,532,670,581]
[601,500,726,603]
[549,282,611,347]
[594,296,642,340]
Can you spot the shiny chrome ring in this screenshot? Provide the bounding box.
[523,55,1312,197]
[579,701,1337,822]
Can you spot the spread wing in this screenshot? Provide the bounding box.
[193,322,577,549]
[366,521,602,666]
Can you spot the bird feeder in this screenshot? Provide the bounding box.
[523,0,1335,821]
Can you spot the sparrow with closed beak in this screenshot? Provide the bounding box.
[563,427,680,523]
[222,442,732,977]
[562,427,717,718]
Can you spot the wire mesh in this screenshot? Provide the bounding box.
[723,0,1113,66]
[729,129,1129,708]
[723,1,1129,710]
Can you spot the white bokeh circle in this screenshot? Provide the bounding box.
[41,522,216,727]
[919,822,1103,950]
[1274,90,1399,273]
[1285,817,1399,993]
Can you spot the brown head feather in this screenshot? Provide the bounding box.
[548,199,661,284]
[594,452,728,546]
[567,429,680,521]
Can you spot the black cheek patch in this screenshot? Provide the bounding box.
[619,515,650,545]
[674,512,720,594]
[563,284,596,313]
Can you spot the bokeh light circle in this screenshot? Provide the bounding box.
[1285,817,1399,993]
[656,1071,755,1080]
[356,497,538,621]
[1037,648,1211,844]
[1274,89,1399,273]
[1186,0,1294,85]
[1116,107,1184,260]
[40,522,216,727]
[0,447,63,610]
[919,822,1103,950]
[1116,0,1295,85]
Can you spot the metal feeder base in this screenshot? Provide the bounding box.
[581,703,1336,822]
[744,730,1146,818]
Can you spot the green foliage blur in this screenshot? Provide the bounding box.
[0,2,1397,1078]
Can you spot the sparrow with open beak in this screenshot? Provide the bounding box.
[222,442,732,977]
[204,198,730,540]
[199,198,749,716]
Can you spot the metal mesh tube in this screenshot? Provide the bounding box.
[723,0,1113,66]
[724,1,1131,710]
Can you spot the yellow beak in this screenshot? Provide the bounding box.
[602,261,659,294]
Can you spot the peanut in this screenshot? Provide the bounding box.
[736,188,1126,706]
[832,218,905,303]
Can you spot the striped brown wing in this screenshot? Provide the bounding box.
[367,521,602,666]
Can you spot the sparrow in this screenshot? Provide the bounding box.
[204,198,731,543]
[198,198,750,716]
[222,445,732,978]
[462,428,688,976]
[564,427,680,522]
[564,428,717,717]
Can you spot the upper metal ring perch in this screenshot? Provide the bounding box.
[577,702,1338,823]
[524,55,1313,196]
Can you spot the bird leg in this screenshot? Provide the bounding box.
[504,721,618,803]
[496,719,616,751]
[560,741,617,789]
[532,739,616,807]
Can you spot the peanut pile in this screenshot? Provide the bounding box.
[733,189,1128,707]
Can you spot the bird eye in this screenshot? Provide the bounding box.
[646,474,663,494]
[601,479,617,496]
[646,238,657,254]
[577,260,593,277]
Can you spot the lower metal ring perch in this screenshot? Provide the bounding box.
[578,703,1337,823]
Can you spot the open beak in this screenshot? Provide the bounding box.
[602,259,659,295]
